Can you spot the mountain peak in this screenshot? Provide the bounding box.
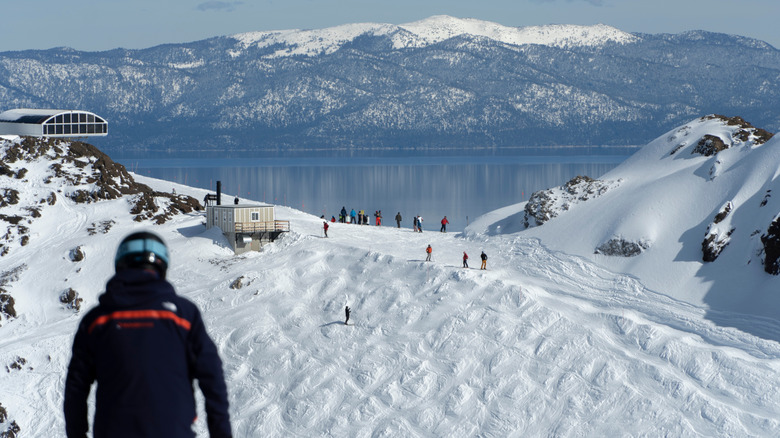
[399,15,637,48]
[229,15,637,57]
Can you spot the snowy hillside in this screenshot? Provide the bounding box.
[467,115,780,340]
[231,15,637,57]
[2,133,780,436]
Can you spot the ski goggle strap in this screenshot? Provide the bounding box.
[115,238,169,266]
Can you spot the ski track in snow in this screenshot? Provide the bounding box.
[2,178,780,437]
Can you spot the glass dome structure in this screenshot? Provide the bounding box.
[0,109,108,137]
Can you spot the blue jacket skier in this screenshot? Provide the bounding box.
[64,231,232,438]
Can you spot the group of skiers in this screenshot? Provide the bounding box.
[425,245,488,269]
[414,215,449,232]
[335,207,385,225]
[329,208,452,233]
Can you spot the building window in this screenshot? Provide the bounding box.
[251,212,259,221]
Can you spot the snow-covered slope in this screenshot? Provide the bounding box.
[1,133,780,436]
[467,115,780,337]
[230,15,636,57]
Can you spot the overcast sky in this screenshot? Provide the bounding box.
[2,0,779,52]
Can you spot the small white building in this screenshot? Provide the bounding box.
[0,109,108,137]
[206,203,290,254]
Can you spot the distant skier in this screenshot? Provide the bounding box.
[418,216,423,233]
[440,216,449,233]
[341,207,347,223]
[234,196,239,205]
[375,210,382,226]
[426,244,432,262]
[395,212,402,228]
[323,221,329,238]
[413,216,418,232]
[463,251,469,268]
[345,306,351,325]
[480,251,488,270]
[350,209,357,224]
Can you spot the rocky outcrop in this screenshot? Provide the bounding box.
[595,238,650,257]
[702,202,735,262]
[691,115,774,157]
[59,288,83,312]
[524,175,618,228]
[0,402,20,438]
[0,137,203,257]
[761,216,780,275]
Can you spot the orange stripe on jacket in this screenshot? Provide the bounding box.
[88,310,192,333]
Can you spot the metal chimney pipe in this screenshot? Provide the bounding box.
[216,181,222,205]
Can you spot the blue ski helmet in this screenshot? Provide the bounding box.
[114,231,169,278]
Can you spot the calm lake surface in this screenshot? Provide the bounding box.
[111,147,637,232]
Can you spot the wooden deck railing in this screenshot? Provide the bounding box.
[234,220,290,233]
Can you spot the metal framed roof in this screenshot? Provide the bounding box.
[0,109,105,124]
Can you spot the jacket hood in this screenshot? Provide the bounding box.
[99,268,177,309]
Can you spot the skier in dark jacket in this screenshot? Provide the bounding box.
[395,212,402,228]
[64,231,232,438]
[480,251,488,270]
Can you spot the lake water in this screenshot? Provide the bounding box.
[111,147,636,232]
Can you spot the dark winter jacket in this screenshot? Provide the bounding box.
[64,269,232,438]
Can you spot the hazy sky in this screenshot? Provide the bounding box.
[2,0,779,52]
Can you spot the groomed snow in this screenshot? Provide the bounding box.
[1,121,780,436]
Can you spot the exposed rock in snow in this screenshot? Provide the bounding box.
[523,175,619,228]
[692,115,774,157]
[702,201,735,262]
[68,246,85,262]
[0,264,24,321]
[59,288,83,312]
[230,276,246,290]
[0,402,20,438]
[0,289,15,320]
[595,237,650,257]
[761,214,780,275]
[0,137,202,259]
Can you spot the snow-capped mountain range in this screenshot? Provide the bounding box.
[0,15,778,151]
[231,16,637,57]
[1,115,780,436]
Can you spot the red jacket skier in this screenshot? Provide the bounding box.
[440,216,449,232]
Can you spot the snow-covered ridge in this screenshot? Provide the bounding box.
[230,15,637,57]
[400,15,637,48]
[467,114,780,326]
